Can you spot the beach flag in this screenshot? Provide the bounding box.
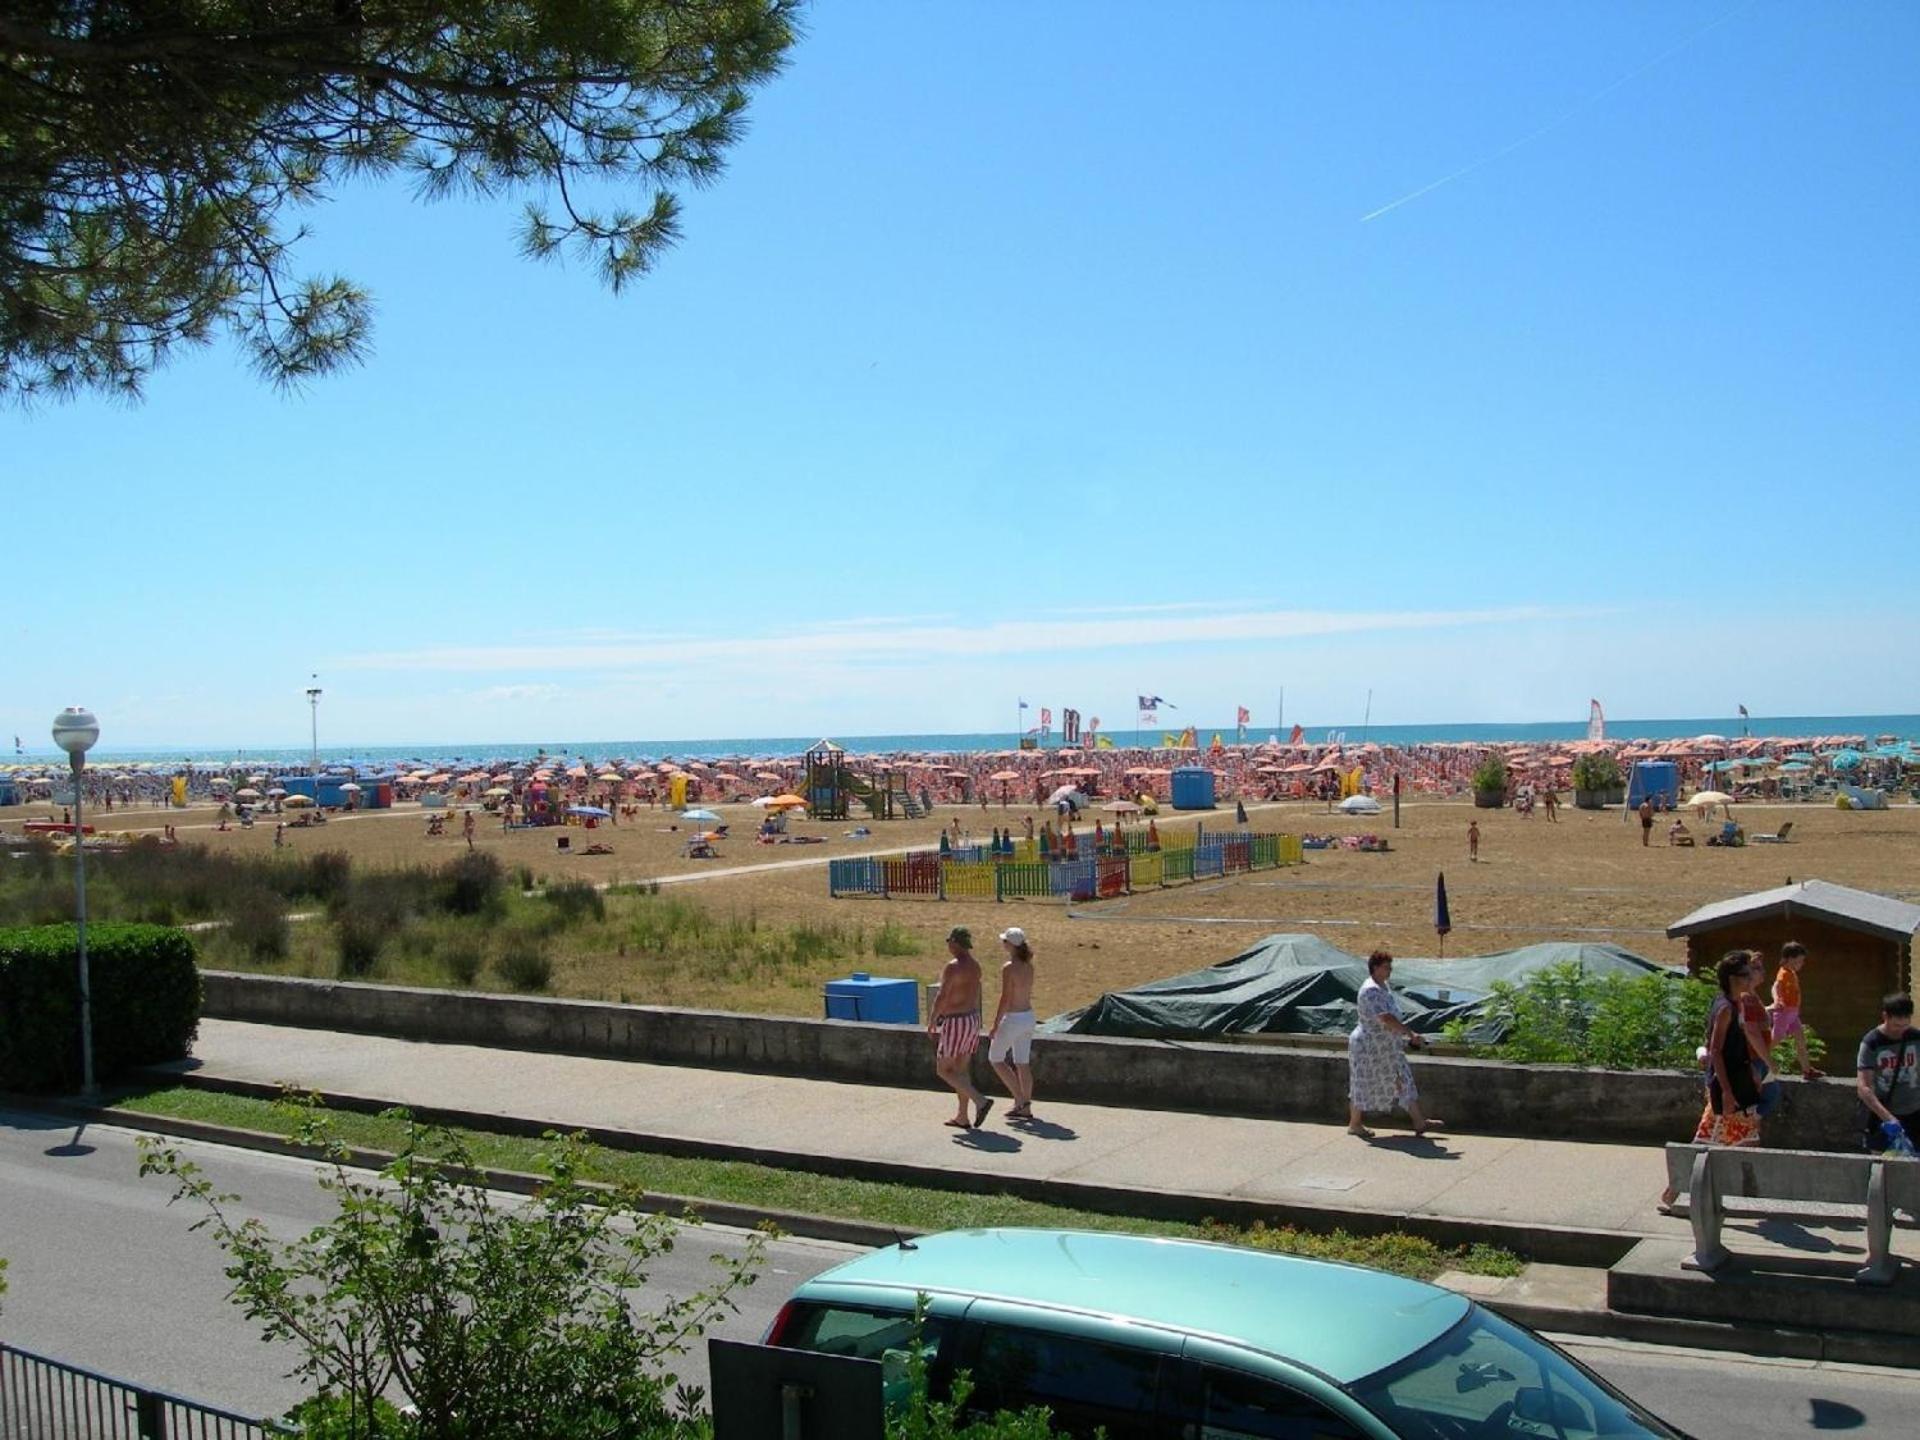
[1289,724,1304,747]
[1019,698,1029,709]
[1738,704,1749,718]
[1435,872,1452,954]
[1137,694,1168,710]
[1236,706,1251,726]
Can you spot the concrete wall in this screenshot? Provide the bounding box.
[199,971,1866,1149]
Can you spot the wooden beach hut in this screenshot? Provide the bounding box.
[1667,880,1920,1045]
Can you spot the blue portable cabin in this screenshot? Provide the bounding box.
[0,778,15,806]
[351,774,396,809]
[1170,765,1217,810]
[1625,760,1680,810]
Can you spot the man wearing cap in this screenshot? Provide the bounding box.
[987,927,1038,1121]
[929,926,991,1128]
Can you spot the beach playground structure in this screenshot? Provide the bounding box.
[805,739,920,821]
[829,825,1303,902]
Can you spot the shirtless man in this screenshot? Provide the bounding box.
[928,926,990,1128]
[986,927,1038,1120]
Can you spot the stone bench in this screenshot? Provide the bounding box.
[1666,1142,1920,1286]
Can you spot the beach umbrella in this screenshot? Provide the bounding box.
[1688,790,1734,811]
[339,782,362,792]
[1830,750,1863,771]
[680,808,721,822]
[768,795,808,811]
[234,788,261,800]
[283,794,314,808]
[989,769,1022,782]
[1104,799,1142,813]
[1338,794,1382,815]
[266,786,288,797]
[1779,762,1811,773]
[483,786,510,797]
[568,805,611,819]
[1435,872,1452,956]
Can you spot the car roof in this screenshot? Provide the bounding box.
[795,1228,1469,1385]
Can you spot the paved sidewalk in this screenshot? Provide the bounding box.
[176,1019,1689,1245]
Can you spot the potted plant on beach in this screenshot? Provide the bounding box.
[1572,753,1626,809]
[1472,755,1508,809]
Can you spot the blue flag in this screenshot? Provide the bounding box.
[1435,872,1452,939]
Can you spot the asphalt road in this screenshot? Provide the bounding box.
[3,1111,1916,1436]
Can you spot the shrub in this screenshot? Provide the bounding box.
[1470,754,1508,794]
[440,852,504,917]
[0,923,202,1090]
[1445,962,1716,1069]
[441,939,484,989]
[542,880,605,927]
[302,851,354,906]
[335,912,387,979]
[140,1107,761,1440]
[227,887,291,962]
[1571,753,1624,793]
[495,935,554,993]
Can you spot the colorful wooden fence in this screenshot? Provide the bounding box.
[942,860,995,899]
[832,830,1302,902]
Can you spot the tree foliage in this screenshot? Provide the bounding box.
[138,1096,764,1438]
[0,2,800,400]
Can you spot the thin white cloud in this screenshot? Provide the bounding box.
[333,605,1592,674]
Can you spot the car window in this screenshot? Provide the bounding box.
[781,1303,946,1363]
[1191,1364,1368,1438]
[1351,1308,1680,1440]
[966,1328,1165,1439]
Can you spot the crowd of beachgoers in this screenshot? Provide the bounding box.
[5,730,1913,815]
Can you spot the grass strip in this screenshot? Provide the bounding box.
[106,1085,1522,1283]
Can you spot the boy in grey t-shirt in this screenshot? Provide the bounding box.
[1856,993,1920,1152]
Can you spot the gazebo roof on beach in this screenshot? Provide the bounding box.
[1667,880,1920,944]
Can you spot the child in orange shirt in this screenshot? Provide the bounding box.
[1769,941,1823,1079]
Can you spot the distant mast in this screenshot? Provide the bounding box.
[1587,699,1606,743]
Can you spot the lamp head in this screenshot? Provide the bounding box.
[53,707,98,770]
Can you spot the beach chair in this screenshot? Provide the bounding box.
[1753,820,1794,844]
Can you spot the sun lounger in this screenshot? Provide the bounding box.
[1753,820,1794,844]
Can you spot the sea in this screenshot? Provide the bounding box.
[48,714,1920,770]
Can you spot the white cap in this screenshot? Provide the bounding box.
[1000,927,1028,947]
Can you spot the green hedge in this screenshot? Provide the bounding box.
[0,923,202,1091]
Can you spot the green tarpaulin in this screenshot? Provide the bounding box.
[1041,933,1669,1042]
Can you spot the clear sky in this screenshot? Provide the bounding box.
[7,1,1917,752]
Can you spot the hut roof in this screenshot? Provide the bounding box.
[1667,879,1920,944]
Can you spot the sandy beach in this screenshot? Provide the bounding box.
[8,787,1916,1020]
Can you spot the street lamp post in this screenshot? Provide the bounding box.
[306,679,322,778]
[52,706,100,1094]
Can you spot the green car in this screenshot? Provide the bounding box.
[765,1229,1689,1439]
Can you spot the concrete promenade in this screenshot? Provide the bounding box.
[175,1018,1689,1254]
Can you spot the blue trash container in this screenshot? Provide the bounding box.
[823,973,921,1024]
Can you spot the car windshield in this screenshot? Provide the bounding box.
[1350,1306,1685,1440]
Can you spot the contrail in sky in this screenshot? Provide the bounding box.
[1361,1,1759,223]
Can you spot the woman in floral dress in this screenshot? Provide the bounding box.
[1347,951,1442,1139]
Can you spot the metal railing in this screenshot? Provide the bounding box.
[0,1342,290,1440]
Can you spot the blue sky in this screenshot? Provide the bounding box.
[7,1,1917,751]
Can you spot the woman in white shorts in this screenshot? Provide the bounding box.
[987,927,1038,1120]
